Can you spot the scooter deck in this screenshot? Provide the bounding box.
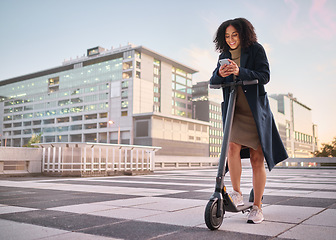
[235,202,253,212]
[226,201,253,212]
[223,193,253,213]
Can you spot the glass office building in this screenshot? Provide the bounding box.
[0,44,210,156]
[0,52,122,146]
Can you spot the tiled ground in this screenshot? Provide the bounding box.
[0,168,335,240]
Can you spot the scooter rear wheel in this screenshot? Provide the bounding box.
[204,200,224,230]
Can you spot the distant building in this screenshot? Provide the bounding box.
[192,81,223,157]
[0,44,210,156]
[269,93,318,158]
[192,81,318,158]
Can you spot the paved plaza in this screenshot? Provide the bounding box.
[0,167,335,240]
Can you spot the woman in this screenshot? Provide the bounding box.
[210,18,288,224]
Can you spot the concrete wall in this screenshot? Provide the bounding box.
[0,147,42,174]
[133,53,154,114]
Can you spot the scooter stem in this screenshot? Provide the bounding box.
[216,86,237,179]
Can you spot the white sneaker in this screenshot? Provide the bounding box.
[247,205,264,224]
[229,190,244,207]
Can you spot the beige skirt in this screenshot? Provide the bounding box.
[230,86,260,150]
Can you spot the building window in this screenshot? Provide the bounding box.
[135,51,141,59]
[176,68,187,77]
[176,75,186,85]
[121,90,128,99]
[49,77,59,86]
[48,77,60,93]
[48,85,59,93]
[122,72,132,79]
[123,50,134,59]
[286,122,290,138]
[99,112,108,118]
[122,81,129,89]
[175,83,186,92]
[175,92,185,99]
[85,123,97,129]
[175,101,186,108]
[57,117,69,123]
[72,115,82,121]
[153,105,160,112]
[121,100,128,109]
[187,79,192,87]
[123,61,133,70]
[71,125,82,131]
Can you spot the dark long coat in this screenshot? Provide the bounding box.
[210,42,288,171]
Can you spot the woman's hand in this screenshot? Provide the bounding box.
[218,59,239,77]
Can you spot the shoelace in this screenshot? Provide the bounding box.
[249,208,261,217]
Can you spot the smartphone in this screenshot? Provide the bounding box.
[219,58,230,66]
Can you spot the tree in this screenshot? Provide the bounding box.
[315,137,336,157]
[23,133,42,148]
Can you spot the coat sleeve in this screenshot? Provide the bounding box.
[238,43,270,85]
[210,55,234,85]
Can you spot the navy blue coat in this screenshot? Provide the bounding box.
[210,42,288,171]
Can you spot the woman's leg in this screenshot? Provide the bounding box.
[249,145,266,208]
[228,142,242,194]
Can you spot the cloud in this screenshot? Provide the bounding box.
[182,45,218,83]
[309,0,336,40]
[280,0,336,43]
[280,0,302,43]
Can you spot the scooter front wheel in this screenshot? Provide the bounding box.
[204,200,224,230]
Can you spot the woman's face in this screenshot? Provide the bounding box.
[225,25,240,50]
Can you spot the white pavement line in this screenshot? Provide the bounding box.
[76,179,214,188]
[0,181,186,197]
[0,205,38,215]
[0,219,120,240]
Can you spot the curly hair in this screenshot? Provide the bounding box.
[214,18,257,53]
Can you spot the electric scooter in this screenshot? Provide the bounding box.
[204,79,259,230]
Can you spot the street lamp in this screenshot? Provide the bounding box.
[108,120,120,144]
[3,132,9,147]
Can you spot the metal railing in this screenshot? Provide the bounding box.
[34,142,161,176]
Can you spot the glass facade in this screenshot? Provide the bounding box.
[209,103,223,157]
[0,56,123,146]
[0,44,198,148]
[171,67,192,118]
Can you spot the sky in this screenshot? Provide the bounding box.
[0,0,335,145]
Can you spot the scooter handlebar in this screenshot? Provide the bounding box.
[210,79,259,89]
